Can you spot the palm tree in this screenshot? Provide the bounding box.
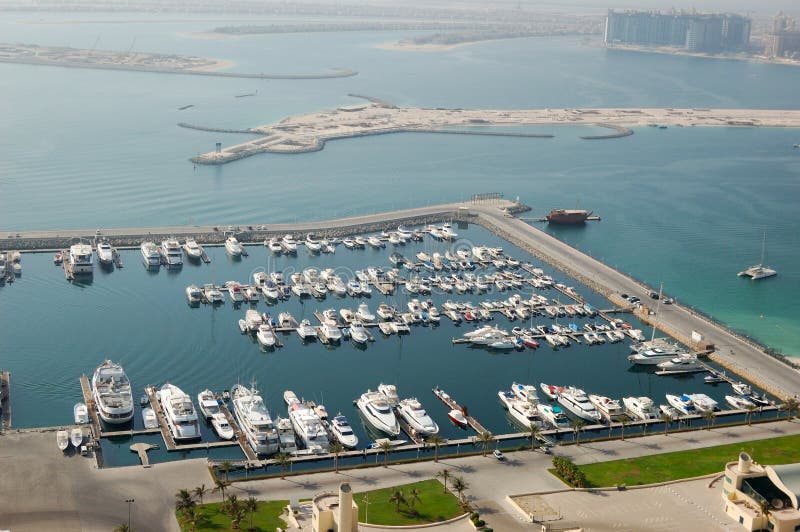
[451,476,468,503]
[527,422,541,450]
[703,410,715,430]
[243,496,258,531]
[388,488,406,513]
[660,412,672,435]
[175,488,195,513]
[427,434,444,462]
[329,442,344,473]
[113,525,132,532]
[781,398,799,421]
[407,487,422,512]
[220,460,233,483]
[274,452,291,479]
[193,484,207,506]
[618,417,628,441]
[477,431,495,456]
[745,403,758,426]
[213,477,230,503]
[225,494,244,530]
[180,505,198,532]
[570,418,586,446]
[436,469,451,493]
[378,440,393,467]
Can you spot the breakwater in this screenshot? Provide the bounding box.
[579,123,634,139]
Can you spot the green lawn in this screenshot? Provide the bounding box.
[354,479,464,526]
[567,433,800,488]
[177,499,287,532]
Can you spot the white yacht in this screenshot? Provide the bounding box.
[73,403,89,424]
[357,390,400,436]
[140,241,161,267]
[211,412,235,440]
[305,233,322,253]
[319,323,342,343]
[688,393,719,412]
[285,391,329,452]
[498,390,541,428]
[726,395,756,409]
[376,303,395,320]
[256,324,277,348]
[588,394,625,421]
[197,389,221,420]
[397,398,439,436]
[266,238,283,253]
[142,407,158,429]
[225,236,244,257]
[537,403,571,429]
[628,346,687,365]
[276,417,298,454]
[160,238,183,267]
[656,354,704,372]
[183,237,203,259]
[666,394,697,415]
[296,320,318,341]
[329,414,359,449]
[158,383,201,441]
[557,387,602,423]
[96,241,114,265]
[203,284,224,304]
[378,383,400,407]
[57,430,69,451]
[356,303,376,322]
[231,384,279,455]
[91,360,134,424]
[281,234,298,253]
[245,309,263,331]
[69,243,94,275]
[226,281,245,302]
[622,396,659,420]
[349,321,369,345]
[511,382,540,405]
[186,284,202,304]
[367,235,384,248]
[738,233,777,280]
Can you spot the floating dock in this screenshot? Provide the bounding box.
[431,386,488,434]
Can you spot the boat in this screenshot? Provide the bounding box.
[296,320,318,340]
[276,417,298,454]
[57,430,70,451]
[211,412,235,440]
[142,407,158,429]
[738,232,777,280]
[628,346,687,365]
[389,253,407,265]
[319,323,342,343]
[539,383,564,400]
[91,360,134,424]
[397,398,439,435]
[70,428,84,448]
[68,243,94,275]
[511,382,539,404]
[160,238,183,267]
[356,303,376,322]
[666,394,697,415]
[203,284,224,304]
[622,396,659,420]
[96,241,114,265]
[329,413,359,449]
[225,236,244,257]
[731,383,769,406]
[688,393,719,412]
[378,383,400,407]
[305,233,322,253]
[704,372,727,384]
[140,241,160,267]
[534,403,569,429]
[367,236,384,248]
[376,303,395,320]
[73,403,89,424]
[447,408,468,428]
[197,389,221,420]
[245,309,263,331]
[285,391,329,452]
[186,284,202,304]
[158,383,201,441]
[183,237,203,259]
[231,384,279,455]
[256,324,277,348]
[349,321,369,345]
[498,390,540,428]
[226,281,244,302]
[546,209,592,224]
[366,438,408,449]
[356,390,400,436]
[557,387,602,423]
[261,281,280,300]
[656,354,704,372]
[588,394,625,420]
[726,395,756,409]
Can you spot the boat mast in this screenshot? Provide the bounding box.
[650,282,663,342]
[760,231,767,266]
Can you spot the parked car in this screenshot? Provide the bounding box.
[649,291,659,299]
[492,449,505,461]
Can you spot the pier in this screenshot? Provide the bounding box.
[1,371,10,431]
[218,400,258,461]
[432,386,489,434]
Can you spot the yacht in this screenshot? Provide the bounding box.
[628,346,688,365]
[231,384,279,455]
[158,383,201,441]
[296,320,318,341]
[539,383,565,400]
[726,395,756,409]
[203,284,224,304]
[197,389,221,419]
[210,412,235,440]
[69,243,94,275]
[376,303,395,320]
[186,284,202,304]
[622,396,659,420]
[245,309,263,331]
[397,398,439,436]
[357,390,400,436]
[261,281,280,301]
[96,241,114,265]
[281,234,298,253]
[276,417,298,454]
[73,403,89,424]
[266,238,283,253]
[666,394,697,415]
[142,407,158,429]
[329,413,359,449]
[225,236,244,257]
[511,382,540,405]
[448,408,468,428]
[367,235,384,248]
[356,303,376,322]
[91,360,134,424]
[537,403,571,429]
[346,279,362,296]
[284,391,329,451]
[305,233,322,253]
[656,354,704,372]
[256,324,277,348]
[183,237,203,260]
[557,387,602,423]
[140,241,161,267]
[319,323,342,343]
[588,394,625,421]
[738,233,777,280]
[160,238,183,267]
[226,281,245,302]
[498,390,541,428]
[688,393,719,412]
[349,321,369,345]
[378,383,400,407]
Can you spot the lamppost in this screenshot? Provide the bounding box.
[126,498,135,530]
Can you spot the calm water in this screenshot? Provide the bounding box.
[0,14,799,447]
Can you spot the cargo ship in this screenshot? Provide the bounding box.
[546,209,592,224]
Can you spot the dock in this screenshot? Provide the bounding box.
[79,375,104,467]
[112,248,123,268]
[431,386,488,434]
[1,371,11,431]
[145,386,177,450]
[218,400,258,461]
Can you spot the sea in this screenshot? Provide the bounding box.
[0,13,798,464]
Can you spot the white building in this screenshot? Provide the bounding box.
[312,482,359,532]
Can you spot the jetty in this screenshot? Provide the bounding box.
[431,386,488,434]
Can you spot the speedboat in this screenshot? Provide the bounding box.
[296,320,318,341]
[160,238,183,267]
[448,408,468,428]
[622,396,659,420]
[378,383,400,407]
[726,395,756,409]
[158,383,201,441]
[357,390,400,436]
[142,407,158,429]
[276,417,298,454]
[557,387,602,423]
[329,413,359,448]
[657,354,704,372]
[537,403,571,429]
[285,391,329,452]
[183,237,203,259]
[376,303,395,320]
[211,412,235,440]
[140,241,161,267]
[539,383,564,400]
[186,284,202,304]
[226,281,245,302]
[261,281,280,301]
[73,403,89,424]
[305,233,322,253]
[231,384,279,455]
[666,394,697,415]
[57,430,70,451]
[256,324,277,348]
[96,241,114,265]
[397,398,439,436]
[688,393,719,412]
[588,394,625,421]
[69,243,94,275]
[356,303,375,322]
[70,428,84,448]
[225,236,244,257]
[197,389,221,419]
[91,360,134,424]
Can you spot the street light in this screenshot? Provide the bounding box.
[126,498,135,530]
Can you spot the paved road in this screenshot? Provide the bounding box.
[471,205,800,399]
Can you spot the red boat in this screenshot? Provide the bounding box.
[448,408,468,428]
[463,311,476,322]
[546,209,592,224]
[521,336,539,349]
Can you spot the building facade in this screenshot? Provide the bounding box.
[769,13,800,58]
[312,482,359,532]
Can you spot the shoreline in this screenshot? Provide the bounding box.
[603,43,800,68]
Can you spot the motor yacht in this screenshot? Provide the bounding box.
[378,383,400,407]
[265,238,282,253]
[588,394,625,421]
[305,233,322,253]
[276,417,298,454]
[329,414,359,449]
[183,237,203,260]
[96,241,113,265]
[498,390,541,428]
[342,238,357,249]
[185,284,202,304]
[203,284,224,304]
[397,398,439,436]
[91,360,134,424]
[511,382,540,405]
[158,383,201,441]
[688,393,719,412]
[142,407,158,429]
[356,303,375,322]
[197,389,221,419]
[447,408,468,428]
[666,394,697,415]
[225,236,244,257]
[628,346,688,365]
[319,323,342,343]
[726,395,756,409]
[357,390,400,436]
[349,321,369,345]
[73,402,89,424]
[656,354,704,372]
[346,279,362,296]
[285,391,329,452]
[160,238,183,267]
[296,320,318,341]
[539,383,564,400]
[210,412,235,440]
[226,281,244,302]
[557,387,602,423]
[245,309,263,331]
[622,396,659,420]
[303,267,320,285]
[537,403,570,429]
[231,384,279,455]
[367,236,384,248]
[261,281,280,300]
[256,324,277,348]
[376,303,395,320]
[69,243,94,275]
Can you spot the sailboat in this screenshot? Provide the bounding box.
[738,232,777,280]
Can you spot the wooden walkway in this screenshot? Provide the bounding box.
[145,386,178,451]
[218,401,258,461]
[1,371,10,431]
[431,386,488,434]
[79,375,105,467]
